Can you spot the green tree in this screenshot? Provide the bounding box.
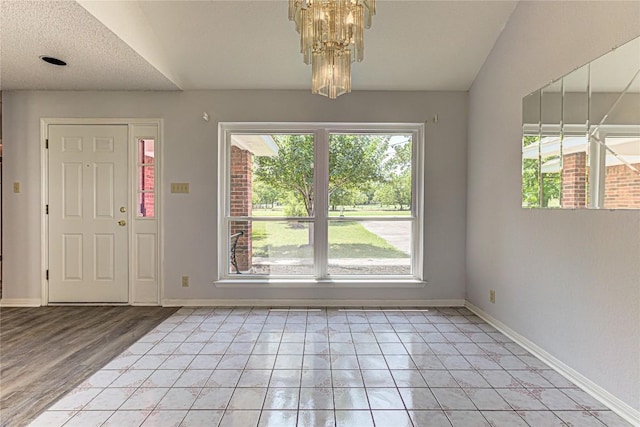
[254,135,315,215]
[385,140,411,174]
[328,134,388,209]
[282,192,307,217]
[254,134,388,217]
[522,135,561,208]
[252,180,280,209]
[330,187,356,210]
[373,139,412,210]
[329,188,369,210]
[374,173,411,210]
[522,135,541,207]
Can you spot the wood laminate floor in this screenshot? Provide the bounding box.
[0,306,179,427]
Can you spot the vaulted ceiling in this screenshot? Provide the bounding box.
[0,1,518,92]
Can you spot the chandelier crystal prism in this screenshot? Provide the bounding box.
[288,0,376,99]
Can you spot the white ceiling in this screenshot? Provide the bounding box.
[0,0,519,92]
[0,1,178,90]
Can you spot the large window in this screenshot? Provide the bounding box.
[218,124,424,282]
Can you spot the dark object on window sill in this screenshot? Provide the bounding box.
[230,231,244,274]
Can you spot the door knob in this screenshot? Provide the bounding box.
[120,207,127,213]
[118,220,127,226]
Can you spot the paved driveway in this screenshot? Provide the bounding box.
[360,220,411,254]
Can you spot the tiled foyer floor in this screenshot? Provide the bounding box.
[30,307,632,427]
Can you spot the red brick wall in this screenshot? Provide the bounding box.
[561,153,640,208]
[230,146,252,272]
[604,162,640,209]
[561,152,587,208]
[140,154,155,217]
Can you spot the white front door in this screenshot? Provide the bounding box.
[48,125,129,303]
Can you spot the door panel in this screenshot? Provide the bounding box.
[62,234,83,280]
[136,234,156,281]
[62,163,83,217]
[94,163,115,218]
[94,234,115,280]
[49,125,129,303]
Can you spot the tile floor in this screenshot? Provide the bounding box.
[29,307,632,427]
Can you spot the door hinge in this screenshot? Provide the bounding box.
[46,204,49,215]
[46,270,49,280]
[46,139,49,149]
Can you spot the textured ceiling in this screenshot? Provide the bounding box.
[0,1,179,90]
[1,1,519,92]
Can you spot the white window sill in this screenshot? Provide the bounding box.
[214,278,427,288]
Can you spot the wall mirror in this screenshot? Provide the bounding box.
[522,35,640,209]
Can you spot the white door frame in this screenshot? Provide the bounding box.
[41,118,163,305]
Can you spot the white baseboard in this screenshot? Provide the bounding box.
[47,303,129,306]
[162,298,466,307]
[465,301,640,427]
[0,298,42,307]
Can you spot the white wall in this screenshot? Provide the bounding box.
[467,0,640,413]
[2,90,468,304]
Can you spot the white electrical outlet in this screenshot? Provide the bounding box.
[182,276,189,287]
[490,289,496,303]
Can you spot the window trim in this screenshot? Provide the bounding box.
[217,122,425,286]
[135,137,156,219]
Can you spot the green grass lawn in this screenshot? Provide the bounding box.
[252,220,408,259]
[328,209,411,217]
[253,206,411,217]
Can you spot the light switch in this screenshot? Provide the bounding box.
[171,183,190,193]
[13,182,21,193]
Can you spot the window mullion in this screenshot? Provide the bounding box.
[410,131,421,278]
[220,129,231,278]
[314,129,329,279]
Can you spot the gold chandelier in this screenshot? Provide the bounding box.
[288,0,376,99]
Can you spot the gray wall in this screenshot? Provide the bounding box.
[467,1,640,411]
[2,90,468,303]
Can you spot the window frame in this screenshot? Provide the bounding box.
[136,137,156,219]
[217,122,425,286]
